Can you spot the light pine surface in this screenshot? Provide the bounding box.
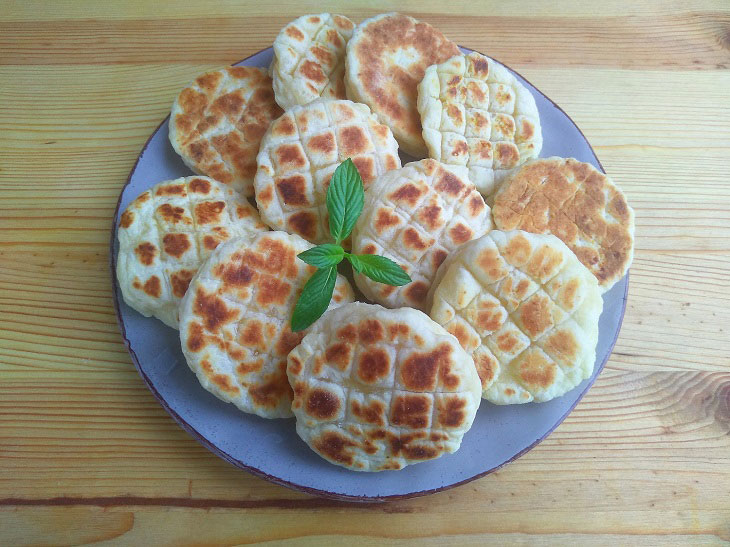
[1,0,729,544]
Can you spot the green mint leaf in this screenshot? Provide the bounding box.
[326,158,364,244]
[291,266,337,332]
[346,254,412,286]
[297,244,344,268]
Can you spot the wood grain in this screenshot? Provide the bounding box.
[1,14,728,69]
[1,0,729,544]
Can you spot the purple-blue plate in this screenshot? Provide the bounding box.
[110,47,628,502]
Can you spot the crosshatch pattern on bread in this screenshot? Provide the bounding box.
[418,52,542,199]
[179,231,354,419]
[345,13,461,157]
[492,158,635,292]
[254,98,401,244]
[428,230,603,404]
[116,177,268,329]
[270,13,355,109]
[287,303,482,471]
[352,159,492,311]
[169,66,283,196]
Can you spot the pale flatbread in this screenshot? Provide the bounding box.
[287,302,482,471]
[169,66,283,196]
[352,159,492,311]
[254,98,400,244]
[418,52,542,200]
[270,13,355,109]
[492,157,634,292]
[345,13,460,157]
[178,231,354,418]
[116,176,267,329]
[428,230,603,404]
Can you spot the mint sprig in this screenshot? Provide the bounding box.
[347,254,412,286]
[297,244,344,268]
[326,158,364,244]
[290,159,412,331]
[291,266,337,332]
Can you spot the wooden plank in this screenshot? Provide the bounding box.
[2,506,728,546]
[2,0,729,21]
[0,14,729,69]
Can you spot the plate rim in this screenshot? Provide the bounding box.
[109,46,629,503]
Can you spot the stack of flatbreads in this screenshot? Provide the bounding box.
[117,12,634,472]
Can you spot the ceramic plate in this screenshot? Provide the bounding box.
[110,46,628,502]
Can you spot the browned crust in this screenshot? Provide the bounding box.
[171,67,283,194]
[493,158,634,288]
[348,13,459,153]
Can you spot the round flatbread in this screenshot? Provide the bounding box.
[116,176,267,329]
[417,52,542,200]
[492,157,635,292]
[178,231,355,419]
[254,98,401,244]
[345,13,460,157]
[428,230,603,404]
[169,66,283,196]
[287,303,482,471]
[352,159,492,311]
[270,13,355,109]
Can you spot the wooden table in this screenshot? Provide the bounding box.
[1,1,729,544]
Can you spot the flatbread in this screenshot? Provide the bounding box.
[169,66,283,196]
[492,157,635,292]
[428,230,603,404]
[417,52,542,200]
[352,159,492,311]
[178,231,354,418]
[345,13,460,157]
[254,98,401,244]
[116,176,267,329]
[270,13,355,109]
[287,302,482,471]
